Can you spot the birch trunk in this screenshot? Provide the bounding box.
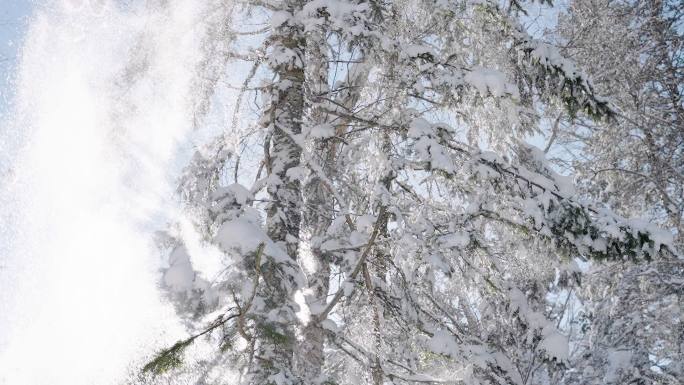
[298,39,371,382]
[298,27,332,384]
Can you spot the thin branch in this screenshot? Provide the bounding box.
[315,205,388,322]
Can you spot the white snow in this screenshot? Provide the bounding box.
[464,67,520,98]
[0,1,215,383]
[164,246,196,292]
[309,123,335,138]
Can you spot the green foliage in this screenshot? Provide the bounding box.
[549,201,661,261]
[477,1,614,122]
[529,58,614,121]
[559,79,612,121]
[141,313,239,376]
[142,337,195,375]
[260,322,290,345]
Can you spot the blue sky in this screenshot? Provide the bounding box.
[1,0,32,116]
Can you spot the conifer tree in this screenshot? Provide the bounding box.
[142,1,678,384]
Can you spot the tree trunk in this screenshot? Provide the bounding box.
[297,34,370,382]
[298,27,332,384]
[251,1,305,383]
[369,134,393,385]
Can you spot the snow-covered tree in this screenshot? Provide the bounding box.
[139,1,679,384]
[540,1,684,383]
[553,0,683,243]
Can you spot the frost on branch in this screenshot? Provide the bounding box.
[140,0,679,383]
